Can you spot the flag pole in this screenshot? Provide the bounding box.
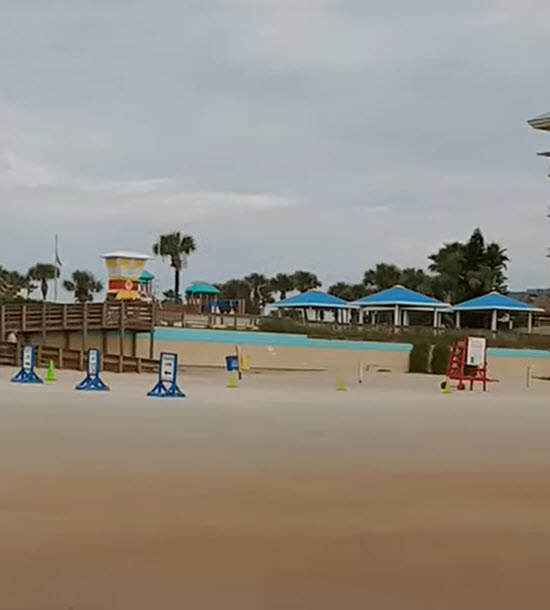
[54,234,60,302]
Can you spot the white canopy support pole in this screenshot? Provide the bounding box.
[432,308,438,328]
[491,309,498,332]
[394,305,400,326]
[455,311,461,329]
[528,311,533,334]
[403,310,409,326]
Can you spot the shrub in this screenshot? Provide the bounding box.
[431,341,451,374]
[409,342,431,373]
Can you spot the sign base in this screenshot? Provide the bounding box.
[147,380,185,398]
[75,375,110,391]
[11,369,43,384]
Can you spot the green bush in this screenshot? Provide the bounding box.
[409,342,431,373]
[431,342,451,374]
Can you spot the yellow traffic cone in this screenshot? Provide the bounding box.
[227,371,238,388]
[336,377,347,391]
[442,377,451,394]
[45,360,56,382]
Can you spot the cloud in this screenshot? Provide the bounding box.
[0,152,61,187]
[0,1,549,294]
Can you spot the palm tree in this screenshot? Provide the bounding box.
[270,273,294,300]
[291,270,321,293]
[0,268,34,301]
[328,282,367,301]
[152,231,196,303]
[363,263,402,290]
[63,270,103,303]
[27,263,60,300]
[244,273,273,313]
[400,267,430,292]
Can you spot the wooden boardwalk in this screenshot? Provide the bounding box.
[0,302,154,337]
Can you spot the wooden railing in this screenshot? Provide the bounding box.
[0,341,158,374]
[0,301,260,338]
[0,302,154,337]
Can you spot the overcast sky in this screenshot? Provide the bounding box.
[2,0,550,296]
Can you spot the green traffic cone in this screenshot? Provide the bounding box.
[45,360,56,382]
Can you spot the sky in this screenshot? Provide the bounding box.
[1,0,550,298]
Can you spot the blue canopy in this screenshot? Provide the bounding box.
[453,292,544,312]
[274,290,350,309]
[352,285,450,309]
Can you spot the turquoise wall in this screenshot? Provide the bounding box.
[137,327,413,353]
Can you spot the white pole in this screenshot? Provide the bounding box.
[433,308,438,328]
[394,305,400,326]
[455,311,461,329]
[528,312,533,334]
[526,365,534,388]
[491,309,497,332]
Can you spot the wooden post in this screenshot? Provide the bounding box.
[21,304,27,333]
[41,301,47,344]
[119,301,125,373]
[62,303,68,329]
[149,302,155,360]
[82,302,88,353]
[102,330,108,356]
[59,347,64,369]
[0,305,5,341]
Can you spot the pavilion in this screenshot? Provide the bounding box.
[352,285,451,327]
[453,292,544,334]
[273,290,352,323]
[185,282,220,312]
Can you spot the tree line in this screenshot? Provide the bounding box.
[0,265,103,303]
[212,228,509,312]
[0,227,509,307]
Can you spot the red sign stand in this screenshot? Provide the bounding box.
[446,339,488,391]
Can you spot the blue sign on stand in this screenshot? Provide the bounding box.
[11,345,43,384]
[75,349,110,391]
[147,352,185,398]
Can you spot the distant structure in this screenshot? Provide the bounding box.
[101,251,152,301]
[528,111,550,177]
[528,112,550,267]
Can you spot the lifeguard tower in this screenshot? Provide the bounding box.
[102,251,152,301]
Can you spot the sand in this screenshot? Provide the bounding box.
[1,366,550,609]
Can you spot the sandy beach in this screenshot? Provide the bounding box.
[1,367,550,609]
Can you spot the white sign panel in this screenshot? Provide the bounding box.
[467,337,486,367]
[160,353,177,382]
[88,350,99,375]
[22,345,33,371]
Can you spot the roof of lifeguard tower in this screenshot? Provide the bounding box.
[101,251,151,260]
[453,292,544,312]
[185,282,220,295]
[352,285,450,309]
[528,111,550,131]
[273,290,350,308]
